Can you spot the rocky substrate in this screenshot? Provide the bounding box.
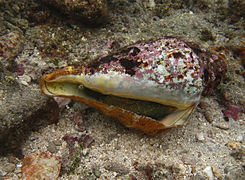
[0,0,244,179]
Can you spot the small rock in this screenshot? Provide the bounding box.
[62,135,77,147]
[73,112,85,132]
[196,132,205,142]
[81,135,94,148]
[105,162,130,175]
[0,162,16,175]
[47,141,58,154]
[236,135,243,142]
[22,152,61,180]
[212,166,222,179]
[230,150,243,160]
[17,75,32,86]
[82,148,89,156]
[40,0,108,25]
[53,140,62,146]
[227,142,241,150]
[181,154,197,165]
[0,31,23,60]
[203,166,214,180]
[200,98,224,124]
[214,122,230,130]
[53,97,71,110]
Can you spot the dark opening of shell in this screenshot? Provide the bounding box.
[80,86,176,120]
[45,80,176,121]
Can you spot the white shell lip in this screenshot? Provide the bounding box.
[43,70,202,110]
[80,72,201,109]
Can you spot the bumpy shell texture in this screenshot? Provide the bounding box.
[81,37,203,109]
[40,37,225,135]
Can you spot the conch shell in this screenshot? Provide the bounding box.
[40,37,224,135]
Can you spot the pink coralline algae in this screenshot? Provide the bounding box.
[62,134,94,148]
[223,105,242,121]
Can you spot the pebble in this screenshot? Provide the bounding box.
[214,122,230,130]
[203,166,214,180]
[172,163,185,174]
[53,139,62,146]
[82,135,94,148]
[0,31,23,60]
[181,154,197,165]
[0,89,4,98]
[236,134,243,142]
[82,148,89,156]
[227,142,241,150]
[230,149,243,160]
[212,166,222,179]
[104,162,130,175]
[53,97,71,110]
[196,132,205,142]
[47,141,58,153]
[17,75,32,86]
[204,111,215,123]
[0,162,16,175]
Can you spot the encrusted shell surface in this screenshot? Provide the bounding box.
[80,37,203,109]
[41,37,206,135]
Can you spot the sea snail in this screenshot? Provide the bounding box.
[40,37,226,135]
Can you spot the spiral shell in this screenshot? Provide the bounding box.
[40,37,215,135]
